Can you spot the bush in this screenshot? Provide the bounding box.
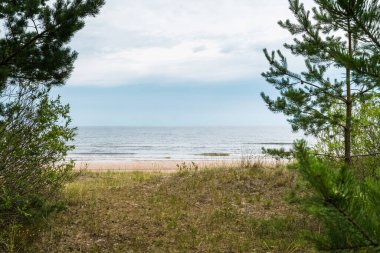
[0,84,75,228]
[314,96,380,179]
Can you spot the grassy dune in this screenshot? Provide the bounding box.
[14,164,319,252]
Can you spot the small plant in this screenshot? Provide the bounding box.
[240,148,264,168]
[0,223,22,253]
[263,199,273,210]
[176,162,199,173]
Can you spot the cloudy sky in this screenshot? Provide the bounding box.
[58,0,314,126]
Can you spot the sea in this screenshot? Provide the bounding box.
[68,126,311,162]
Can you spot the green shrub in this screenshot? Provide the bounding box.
[0,84,75,229]
[314,96,380,179]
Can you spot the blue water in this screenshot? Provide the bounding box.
[68,126,310,161]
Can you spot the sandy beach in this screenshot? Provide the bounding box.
[73,157,282,172]
[74,160,239,172]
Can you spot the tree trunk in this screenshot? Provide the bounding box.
[345,22,353,166]
[344,95,352,166]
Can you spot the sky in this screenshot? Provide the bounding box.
[57,0,315,127]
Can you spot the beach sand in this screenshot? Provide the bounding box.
[74,158,280,172]
[74,160,240,172]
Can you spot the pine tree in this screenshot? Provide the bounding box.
[262,1,380,250]
[261,0,380,166]
[0,0,105,88]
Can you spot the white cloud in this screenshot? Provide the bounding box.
[69,0,315,86]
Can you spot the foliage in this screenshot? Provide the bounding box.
[261,0,380,164]
[0,0,104,232]
[261,0,380,251]
[262,147,293,161]
[314,94,380,178]
[0,84,75,229]
[314,0,380,83]
[176,161,199,174]
[0,0,105,88]
[351,96,380,157]
[294,140,380,251]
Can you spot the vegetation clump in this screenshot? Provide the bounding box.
[0,0,104,249]
[294,141,380,251]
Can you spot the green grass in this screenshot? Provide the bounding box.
[7,165,319,252]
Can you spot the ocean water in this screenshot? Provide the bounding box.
[68,126,310,161]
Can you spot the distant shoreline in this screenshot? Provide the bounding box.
[69,126,306,163]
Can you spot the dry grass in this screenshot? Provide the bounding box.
[13,164,319,252]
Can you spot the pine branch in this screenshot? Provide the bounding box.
[352,16,380,49]
[0,21,63,66]
[325,195,379,248]
[280,67,347,103]
[351,152,380,158]
[314,152,380,158]
[358,85,378,96]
